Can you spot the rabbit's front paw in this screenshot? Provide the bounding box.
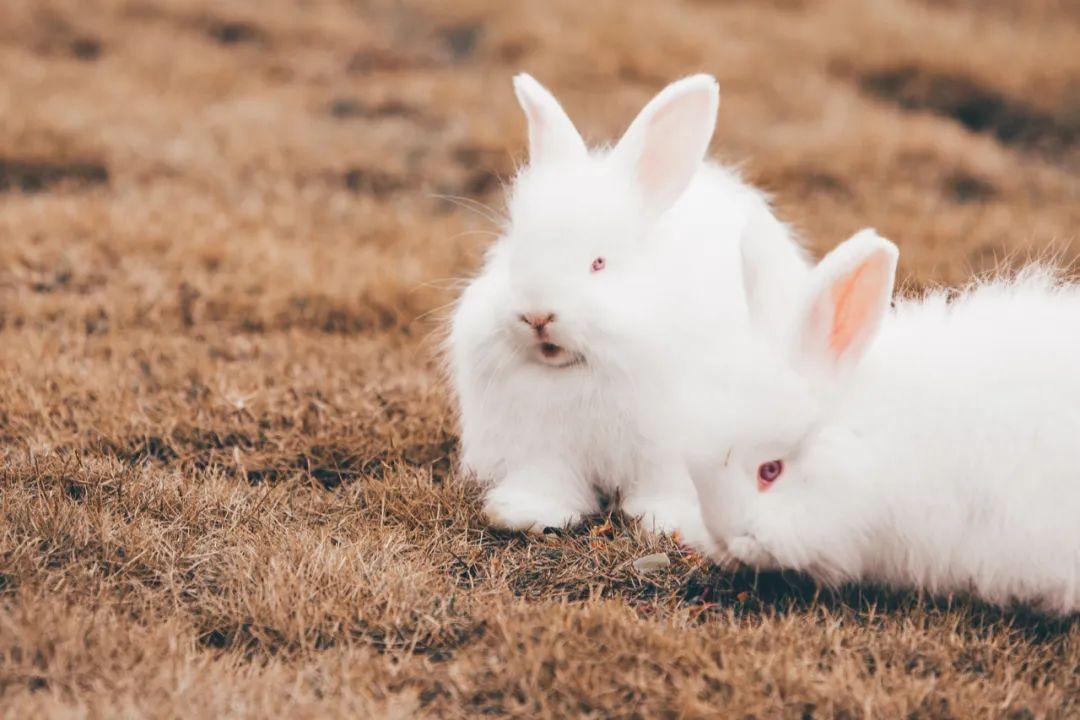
[624,495,716,554]
[481,483,584,534]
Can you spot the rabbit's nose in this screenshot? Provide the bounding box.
[519,312,555,334]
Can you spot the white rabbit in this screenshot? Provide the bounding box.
[686,228,1080,613]
[448,73,808,547]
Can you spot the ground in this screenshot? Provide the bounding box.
[1,0,1078,717]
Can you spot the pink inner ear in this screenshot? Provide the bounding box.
[520,99,547,158]
[826,253,890,358]
[634,89,712,207]
[635,102,679,195]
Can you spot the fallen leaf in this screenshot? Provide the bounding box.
[633,553,671,574]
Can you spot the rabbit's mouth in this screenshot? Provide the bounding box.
[728,534,780,571]
[534,341,585,368]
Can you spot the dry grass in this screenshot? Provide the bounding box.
[1,0,1078,717]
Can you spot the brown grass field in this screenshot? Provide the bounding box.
[1,0,1079,717]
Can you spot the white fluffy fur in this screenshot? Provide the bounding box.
[687,230,1080,614]
[449,74,808,546]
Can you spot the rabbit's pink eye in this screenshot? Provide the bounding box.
[757,460,783,491]
[591,257,605,273]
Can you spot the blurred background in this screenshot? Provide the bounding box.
[1,0,1078,340]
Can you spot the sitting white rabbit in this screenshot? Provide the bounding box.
[449,73,808,546]
[687,228,1080,613]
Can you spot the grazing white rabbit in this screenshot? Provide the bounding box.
[687,228,1080,613]
[449,73,808,545]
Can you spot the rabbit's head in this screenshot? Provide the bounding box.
[470,73,720,372]
[687,230,898,583]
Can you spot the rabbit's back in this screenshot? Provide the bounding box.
[869,269,1080,453]
[850,270,1080,610]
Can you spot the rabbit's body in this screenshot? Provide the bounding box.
[450,75,807,543]
[690,231,1080,614]
[823,273,1080,610]
[454,164,795,538]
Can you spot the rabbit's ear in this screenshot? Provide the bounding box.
[513,74,587,165]
[795,229,898,377]
[612,74,719,216]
